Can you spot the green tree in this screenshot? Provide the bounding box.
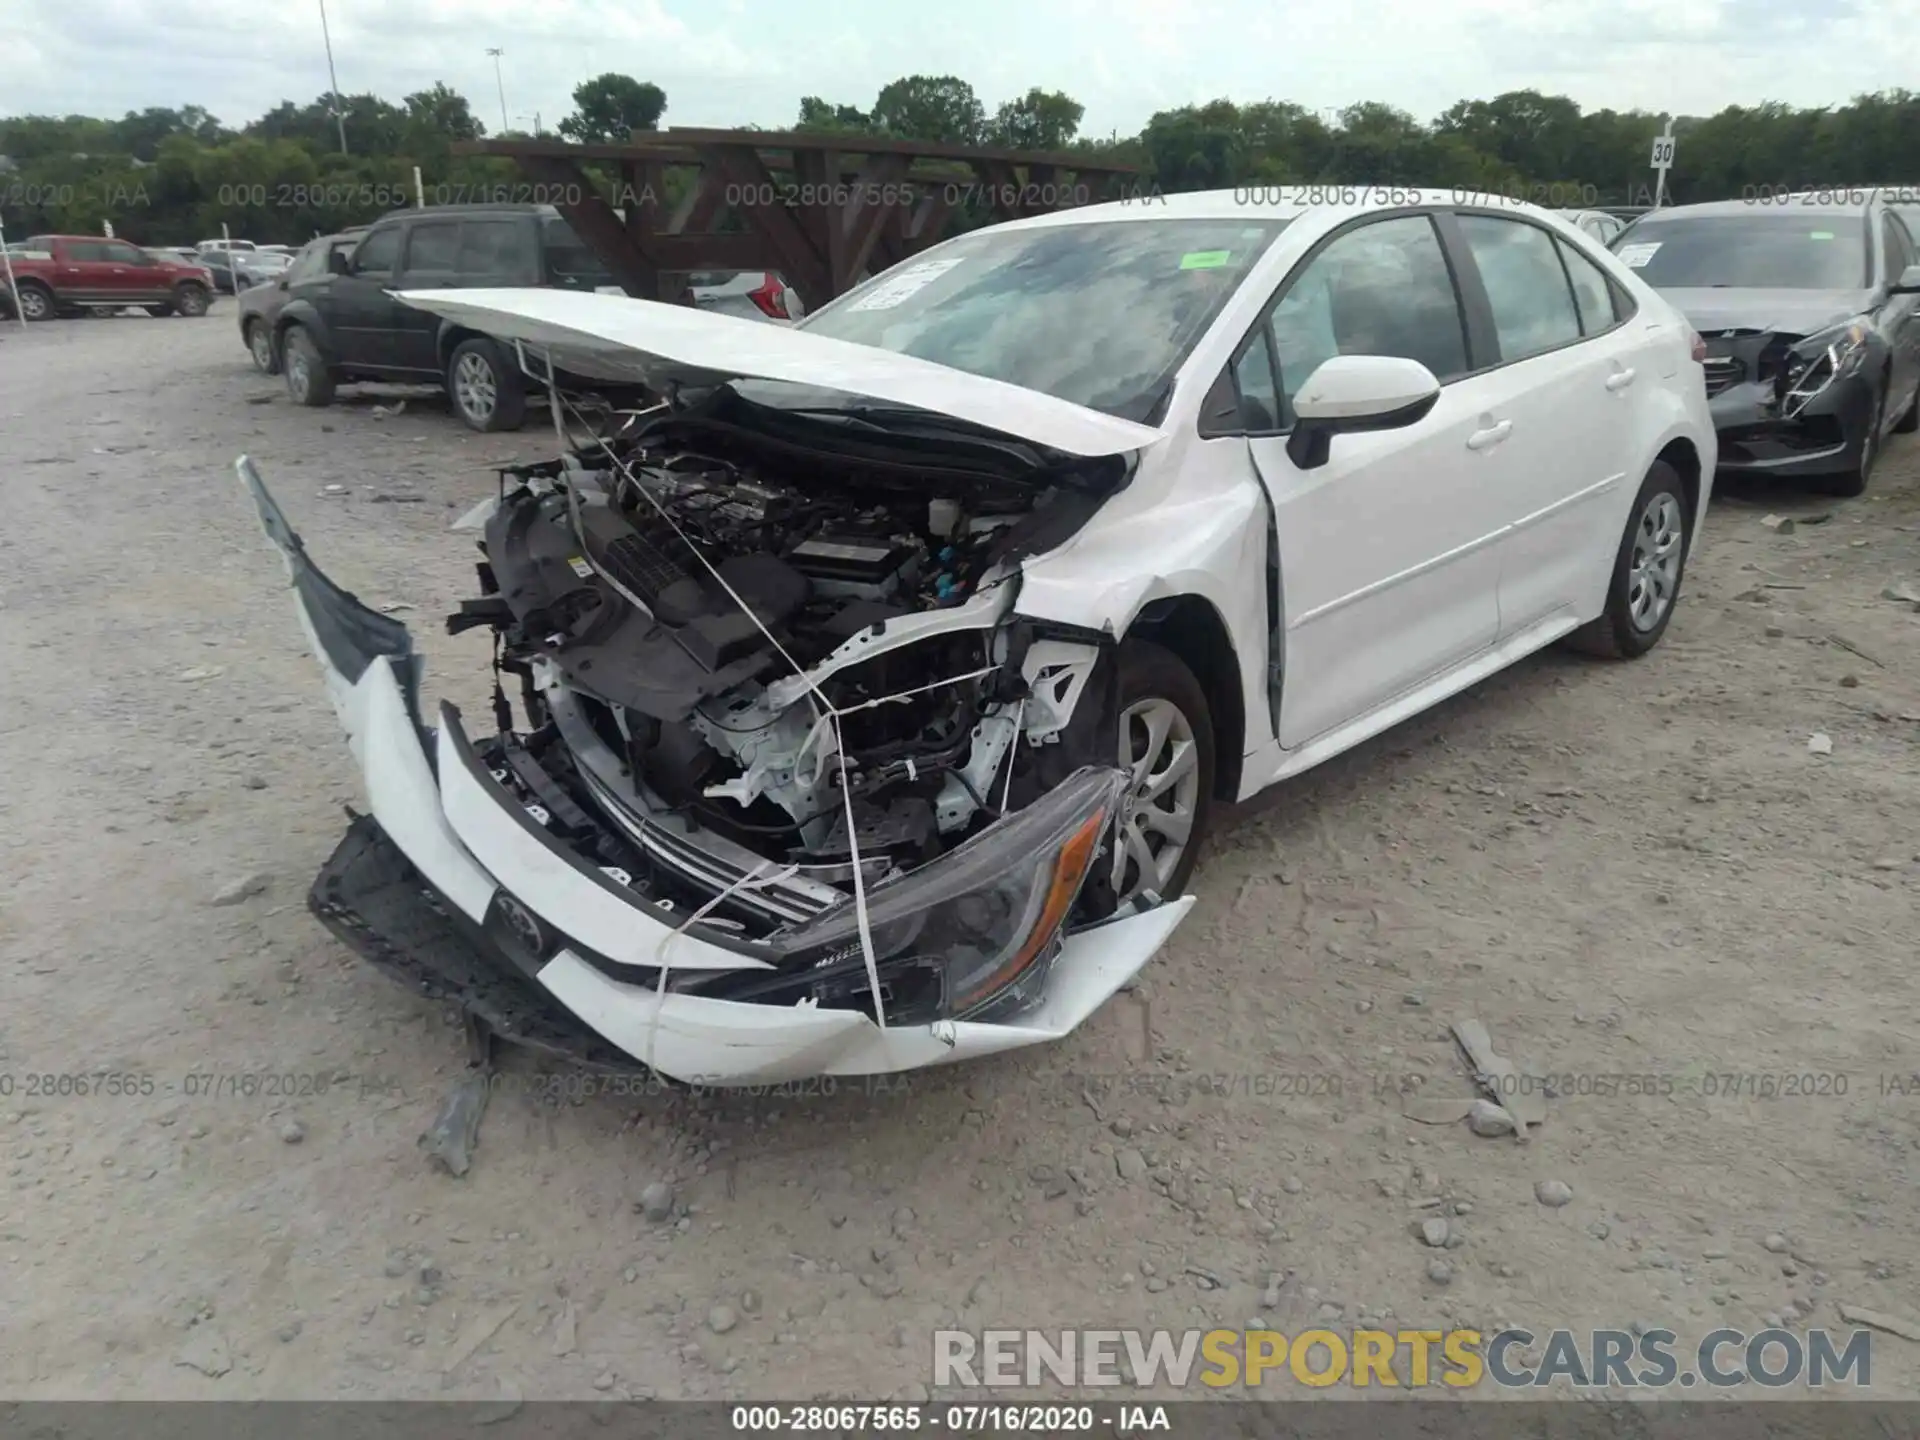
[558,74,667,144]
[987,89,1083,151]
[871,75,985,145]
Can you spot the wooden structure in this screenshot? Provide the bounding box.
[452,129,1145,309]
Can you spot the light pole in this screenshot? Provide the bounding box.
[486,48,509,136]
[520,112,541,137]
[314,0,349,152]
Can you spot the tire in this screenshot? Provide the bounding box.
[282,325,335,407]
[1107,639,1215,905]
[447,336,527,432]
[172,283,210,318]
[144,304,175,318]
[245,318,278,374]
[1894,382,1919,435]
[1565,461,1692,659]
[14,283,55,321]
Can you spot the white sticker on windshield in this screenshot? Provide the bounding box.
[1616,242,1661,268]
[848,258,964,311]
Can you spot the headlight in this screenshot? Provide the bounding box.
[1782,319,1871,415]
[760,765,1130,1024]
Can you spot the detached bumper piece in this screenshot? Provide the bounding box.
[311,813,645,1072]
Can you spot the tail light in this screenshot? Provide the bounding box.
[1689,329,1707,364]
[747,273,790,319]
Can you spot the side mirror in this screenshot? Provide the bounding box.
[1892,263,1920,295]
[1285,355,1442,470]
[329,249,352,276]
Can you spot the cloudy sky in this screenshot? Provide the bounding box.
[3,0,1917,137]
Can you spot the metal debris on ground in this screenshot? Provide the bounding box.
[1807,733,1834,756]
[418,1068,493,1177]
[1760,514,1796,534]
[1451,1017,1545,1137]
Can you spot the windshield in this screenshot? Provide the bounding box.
[1615,214,1869,290]
[786,217,1289,421]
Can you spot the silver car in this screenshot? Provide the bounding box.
[684,270,806,322]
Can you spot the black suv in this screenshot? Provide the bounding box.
[275,203,617,431]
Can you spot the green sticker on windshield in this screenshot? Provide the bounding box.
[1180,250,1232,269]
[1809,230,1836,240]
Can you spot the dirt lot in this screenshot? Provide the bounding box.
[1,313,1917,1403]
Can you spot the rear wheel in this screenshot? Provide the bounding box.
[283,325,335,407]
[1565,461,1691,659]
[246,318,277,373]
[447,336,527,432]
[1108,640,1215,905]
[15,283,55,321]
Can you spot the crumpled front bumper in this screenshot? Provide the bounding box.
[1706,371,1876,479]
[239,457,1193,1085]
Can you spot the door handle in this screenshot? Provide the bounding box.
[1466,420,1512,451]
[1605,368,1637,391]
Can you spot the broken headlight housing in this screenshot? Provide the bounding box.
[744,765,1131,1024]
[1781,319,1871,416]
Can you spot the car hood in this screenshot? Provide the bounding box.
[391,287,1162,459]
[1662,287,1874,338]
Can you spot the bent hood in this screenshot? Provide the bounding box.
[393,287,1161,459]
[1662,287,1873,338]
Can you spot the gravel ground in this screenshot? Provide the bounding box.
[2,314,1918,1402]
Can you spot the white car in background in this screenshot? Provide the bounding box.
[240,188,1715,1085]
[1560,208,1628,244]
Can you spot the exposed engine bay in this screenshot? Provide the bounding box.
[445,409,1129,953]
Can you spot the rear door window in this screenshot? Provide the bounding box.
[458,219,539,282]
[1555,238,1621,337]
[1456,215,1583,362]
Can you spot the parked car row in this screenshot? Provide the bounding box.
[1608,187,1920,496]
[1,235,215,319]
[234,202,803,431]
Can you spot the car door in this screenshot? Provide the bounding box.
[55,239,116,302]
[326,223,408,371]
[389,218,462,373]
[1447,211,1645,636]
[1237,212,1505,749]
[1876,209,1920,425]
[99,239,163,302]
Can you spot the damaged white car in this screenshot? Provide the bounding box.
[242,190,1715,1085]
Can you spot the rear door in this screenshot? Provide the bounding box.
[54,239,116,302]
[1446,211,1647,635]
[1239,211,1505,747]
[389,219,461,372]
[326,223,409,372]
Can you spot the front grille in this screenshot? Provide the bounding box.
[1703,356,1743,395]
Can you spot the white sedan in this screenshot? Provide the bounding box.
[239,186,1715,1085]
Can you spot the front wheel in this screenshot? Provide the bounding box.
[283,326,335,407]
[1811,389,1882,498]
[172,283,210,318]
[1564,461,1692,659]
[1107,640,1215,905]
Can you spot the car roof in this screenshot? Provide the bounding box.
[982,186,1562,234]
[1637,193,1881,220]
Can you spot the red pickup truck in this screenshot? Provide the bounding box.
[2,235,215,320]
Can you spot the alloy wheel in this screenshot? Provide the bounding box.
[19,288,50,320]
[249,324,273,370]
[454,352,497,424]
[1111,697,1201,903]
[1626,491,1683,633]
